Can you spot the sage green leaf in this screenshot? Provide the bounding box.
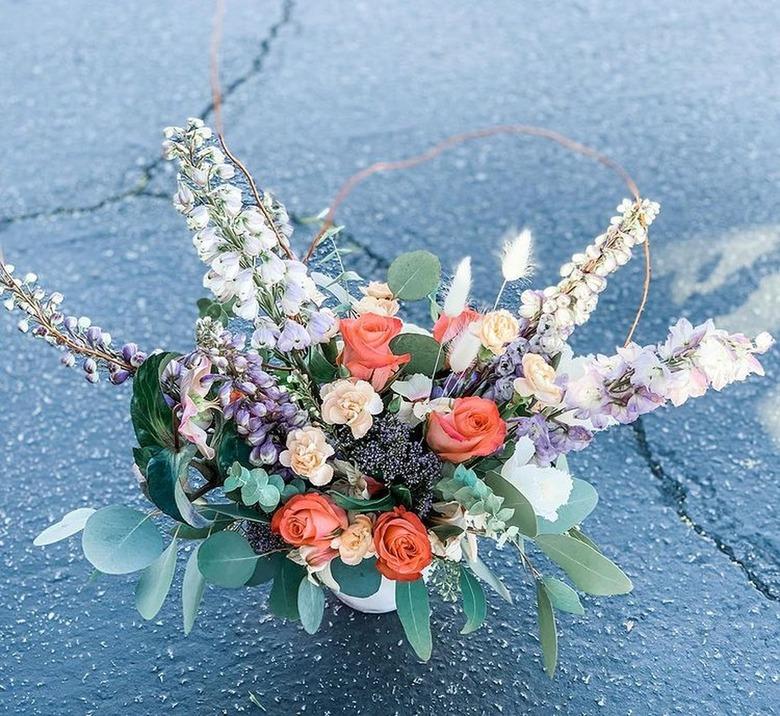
[147,446,209,528]
[198,502,269,523]
[387,250,441,300]
[537,479,598,534]
[175,515,233,540]
[269,558,306,621]
[331,557,382,598]
[297,579,325,634]
[197,531,258,588]
[536,581,558,677]
[135,537,178,620]
[389,333,445,376]
[34,508,96,547]
[82,506,163,575]
[246,552,282,586]
[459,567,487,634]
[466,556,512,603]
[569,526,601,553]
[535,534,632,596]
[396,579,433,661]
[130,352,178,449]
[483,471,538,537]
[542,576,585,615]
[182,545,206,635]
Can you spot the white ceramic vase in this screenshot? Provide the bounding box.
[332,574,397,614]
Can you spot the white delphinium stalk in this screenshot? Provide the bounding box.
[495,228,533,309]
[443,257,472,318]
[520,198,660,355]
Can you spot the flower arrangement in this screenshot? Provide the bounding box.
[5,117,773,674]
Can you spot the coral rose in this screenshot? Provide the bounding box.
[433,308,481,344]
[373,507,432,581]
[426,396,507,462]
[339,313,410,389]
[270,493,348,549]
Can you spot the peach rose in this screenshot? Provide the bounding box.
[332,514,375,565]
[279,426,335,486]
[513,353,563,405]
[426,396,507,462]
[433,308,481,344]
[354,282,400,317]
[373,507,433,581]
[270,493,348,549]
[320,378,384,438]
[339,313,410,389]
[478,310,519,355]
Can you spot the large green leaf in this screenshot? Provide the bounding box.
[307,347,339,384]
[483,471,538,537]
[216,423,253,479]
[34,508,95,547]
[197,531,258,588]
[542,576,584,615]
[197,502,269,523]
[147,447,209,528]
[297,579,325,634]
[537,479,598,534]
[389,333,445,376]
[396,579,432,661]
[329,492,394,514]
[330,557,382,598]
[535,534,632,596]
[387,250,441,300]
[135,537,178,620]
[182,545,206,635]
[130,352,178,449]
[82,506,163,575]
[459,567,487,634]
[269,558,306,621]
[246,552,282,586]
[466,556,512,603]
[536,581,558,678]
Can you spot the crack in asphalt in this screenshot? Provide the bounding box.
[0,0,296,232]
[632,417,779,602]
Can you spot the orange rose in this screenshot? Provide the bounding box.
[373,507,432,581]
[270,493,348,550]
[426,396,507,462]
[339,313,410,389]
[432,309,481,343]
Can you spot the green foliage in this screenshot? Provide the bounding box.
[387,250,441,300]
[569,526,601,552]
[130,352,178,449]
[329,492,395,514]
[396,579,433,661]
[269,558,306,621]
[197,531,258,588]
[147,446,210,528]
[389,333,445,376]
[459,566,487,634]
[216,423,253,479]
[197,297,233,323]
[182,545,206,635]
[33,507,95,547]
[535,534,632,596]
[542,576,585,615]
[483,470,538,537]
[135,537,178,620]
[196,502,270,523]
[297,579,325,634]
[224,463,284,512]
[246,552,282,586]
[537,479,598,534]
[331,557,382,598]
[307,346,339,384]
[82,506,164,575]
[466,556,512,603]
[536,581,558,677]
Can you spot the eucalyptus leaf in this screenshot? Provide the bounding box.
[297,579,325,634]
[537,479,598,534]
[535,534,632,596]
[197,531,258,588]
[466,556,512,603]
[135,537,178,620]
[536,581,558,677]
[483,471,538,537]
[389,333,444,376]
[387,250,441,300]
[542,576,585,615]
[331,557,382,598]
[246,552,282,586]
[396,579,433,661]
[569,526,601,553]
[269,558,306,621]
[182,545,206,635]
[82,506,164,575]
[34,508,96,547]
[459,567,487,634]
[198,502,269,523]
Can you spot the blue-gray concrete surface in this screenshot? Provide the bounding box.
[1,1,778,714]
